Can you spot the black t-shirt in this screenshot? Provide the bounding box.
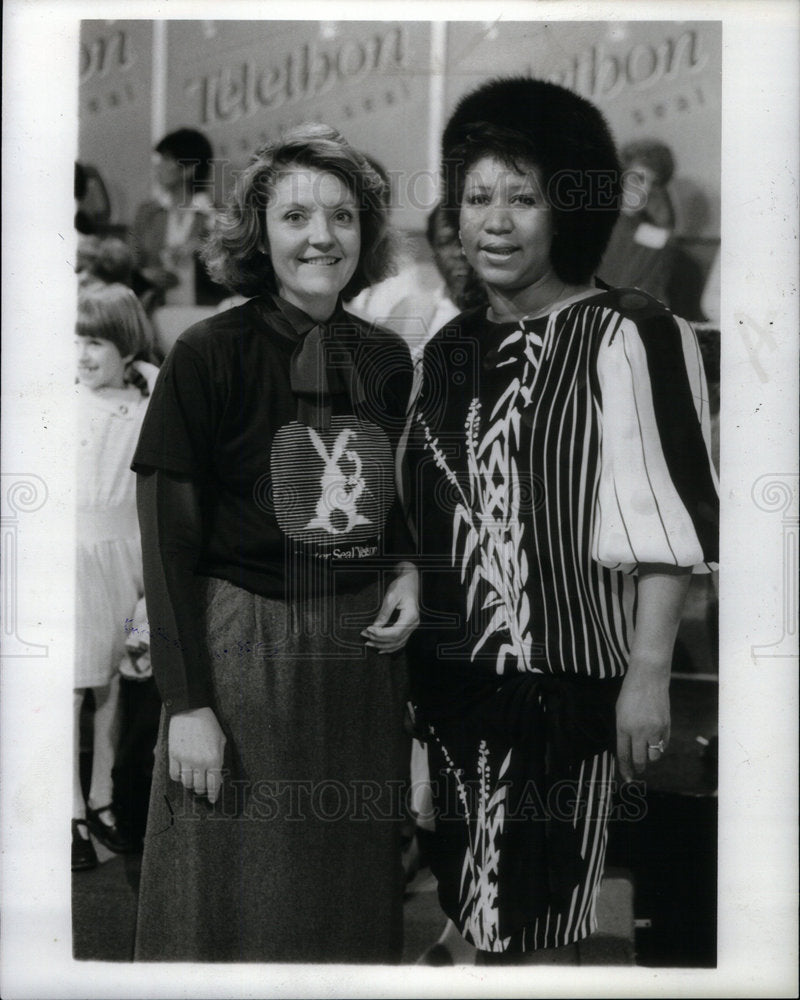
[133,294,413,599]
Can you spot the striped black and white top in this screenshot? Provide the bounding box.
[406,286,719,717]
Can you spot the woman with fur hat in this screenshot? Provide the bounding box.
[405,77,718,963]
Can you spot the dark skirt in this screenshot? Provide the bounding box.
[423,672,622,953]
[134,576,409,963]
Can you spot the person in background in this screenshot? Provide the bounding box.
[400,201,473,928]
[404,77,719,964]
[73,284,158,871]
[415,205,470,353]
[346,160,445,359]
[132,123,417,963]
[700,247,720,327]
[77,236,135,290]
[131,128,226,310]
[598,138,678,305]
[598,138,709,319]
[75,161,112,235]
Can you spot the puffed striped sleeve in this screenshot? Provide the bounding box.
[592,305,719,574]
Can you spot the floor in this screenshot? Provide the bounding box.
[72,841,636,965]
[74,676,717,967]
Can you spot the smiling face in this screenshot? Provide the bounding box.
[459,156,556,298]
[265,168,361,319]
[76,335,132,390]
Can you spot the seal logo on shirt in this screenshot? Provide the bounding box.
[270,416,393,550]
[304,427,372,535]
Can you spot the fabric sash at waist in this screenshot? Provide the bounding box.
[77,502,139,543]
[427,671,624,936]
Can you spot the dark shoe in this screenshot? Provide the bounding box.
[71,819,98,871]
[85,804,138,854]
[416,942,454,966]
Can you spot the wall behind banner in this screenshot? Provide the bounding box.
[78,19,721,239]
[165,20,437,228]
[78,21,154,226]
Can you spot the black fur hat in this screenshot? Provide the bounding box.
[441,76,622,285]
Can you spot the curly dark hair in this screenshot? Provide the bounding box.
[441,77,622,286]
[201,123,395,299]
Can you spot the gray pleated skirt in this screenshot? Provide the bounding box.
[134,576,409,963]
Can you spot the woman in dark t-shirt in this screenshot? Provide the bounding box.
[132,124,417,963]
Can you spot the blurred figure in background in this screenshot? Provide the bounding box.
[77,236,135,290]
[75,161,112,235]
[599,138,707,319]
[598,139,677,305]
[416,205,468,349]
[345,158,440,357]
[131,128,226,310]
[700,247,720,327]
[347,203,471,361]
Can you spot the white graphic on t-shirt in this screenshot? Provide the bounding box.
[304,427,372,535]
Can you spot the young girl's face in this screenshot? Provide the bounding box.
[75,335,132,390]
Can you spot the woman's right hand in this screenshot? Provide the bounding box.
[168,706,226,803]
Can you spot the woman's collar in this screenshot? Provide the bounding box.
[486,286,604,326]
[260,292,348,340]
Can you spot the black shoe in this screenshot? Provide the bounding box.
[85,804,139,854]
[71,819,98,871]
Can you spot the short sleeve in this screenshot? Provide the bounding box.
[592,310,719,574]
[131,339,218,480]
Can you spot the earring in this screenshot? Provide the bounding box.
[458,231,465,257]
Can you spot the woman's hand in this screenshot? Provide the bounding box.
[615,563,692,783]
[615,665,671,783]
[168,706,226,803]
[362,561,420,654]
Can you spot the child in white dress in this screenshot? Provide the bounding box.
[73,284,158,871]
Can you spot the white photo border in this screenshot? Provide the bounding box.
[1,1,797,997]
